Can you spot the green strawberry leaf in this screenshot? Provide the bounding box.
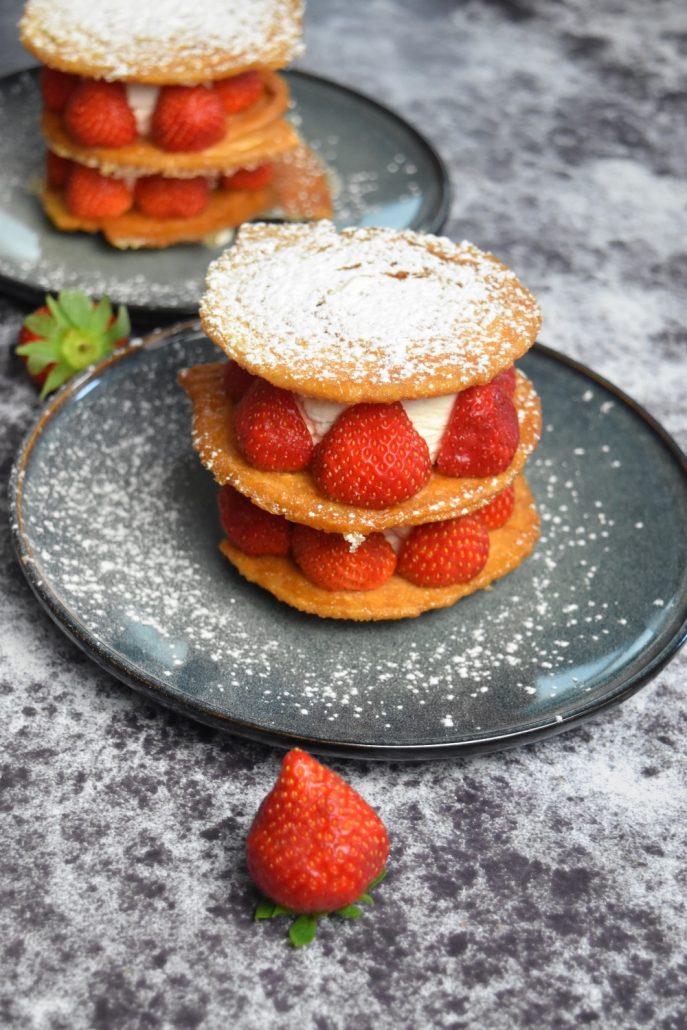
[335,904,363,920]
[103,304,130,348]
[46,294,69,328]
[255,901,278,920]
[16,339,60,365]
[58,289,95,329]
[23,313,57,339]
[89,296,114,336]
[358,893,374,906]
[40,363,73,399]
[288,914,318,948]
[367,869,387,891]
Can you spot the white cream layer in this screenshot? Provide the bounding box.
[125,83,160,136]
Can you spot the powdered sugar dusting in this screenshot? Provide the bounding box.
[201,222,542,398]
[12,328,685,747]
[21,0,303,82]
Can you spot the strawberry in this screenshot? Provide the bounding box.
[436,381,520,478]
[218,485,290,556]
[397,513,489,587]
[46,150,72,189]
[134,174,209,219]
[492,365,517,397]
[224,360,256,401]
[65,164,133,219]
[221,163,274,191]
[150,85,225,152]
[234,380,313,472]
[312,403,431,509]
[16,290,129,399]
[63,80,137,148]
[292,525,396,591]
[214,70,263,114]
[247,749,389,946]
[479,484,516,529]
[40,66,79,113]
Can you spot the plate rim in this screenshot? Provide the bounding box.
[0,66,452,322]
[9,325,687,760]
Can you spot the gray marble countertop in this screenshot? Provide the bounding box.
[1,2,686,1028]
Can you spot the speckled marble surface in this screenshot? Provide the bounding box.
[1,1,686,1028]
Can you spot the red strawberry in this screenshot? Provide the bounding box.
[247,749,389,933]
[41,66,79,113]
[312,403,431,509]
[436,382,520,478]
[218,485,290,556]
[234,380,313,472]
[397,513,489,587]
[492,365,517,397]
[46,150,72,189]
[221,163,274,191]
[292,525,396,591]
[479,484,516,529]
[214,71,263,114]
[150,85,225,152]
[64,80,137,148]
[134,174,209,219]
[65,165,133,219]
[224,360,256,401]
[16,290,129,399]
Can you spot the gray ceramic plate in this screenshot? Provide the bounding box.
[0,68,449,320]
[10,324,687,759]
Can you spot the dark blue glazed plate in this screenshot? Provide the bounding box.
[10,324,687,759]
[0,68,449,320]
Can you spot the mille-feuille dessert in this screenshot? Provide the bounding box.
[20,0,332,248]
[179,221,543,620]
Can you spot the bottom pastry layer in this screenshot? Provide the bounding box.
[219,476,540,621]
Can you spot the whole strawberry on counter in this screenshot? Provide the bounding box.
[17,290,130,399]
[247,749,389,947]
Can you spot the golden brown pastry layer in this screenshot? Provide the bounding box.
[178,363,542,533]
[220,475,540,621]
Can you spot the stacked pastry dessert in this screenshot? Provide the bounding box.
[20,0,331,248]
[180,221,543,620]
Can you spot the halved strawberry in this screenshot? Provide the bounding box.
[16,290,129,399]
[150,85,225,152]
[221,163,274,191]
[292,525,397,591]
[46,150,72,189]
[492,365,517,397]
[214,71,263,114]
[397,513,490,587]
[134,175,209,219]
[479,484,516,529]
[40,66,79,113]
[65,165,133,219]
[436,381,520,478]
[311,403,431,509]
[234,380,313,472]
[247,749,389,946]
[64,80,137,148]
[224,360,256,401]
[218,486,290,556]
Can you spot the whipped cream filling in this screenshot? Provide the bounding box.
[125,83,160,136]
[297,391,457,463]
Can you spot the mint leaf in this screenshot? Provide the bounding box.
[289,914,318,948]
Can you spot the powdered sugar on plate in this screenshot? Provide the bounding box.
[12,327,686,752]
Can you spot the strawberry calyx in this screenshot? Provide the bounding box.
[255,869,387,948]
[16,290,130,399]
